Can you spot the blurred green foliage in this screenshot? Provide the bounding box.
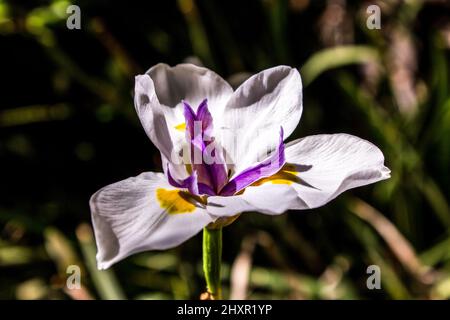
[0,0,449,299]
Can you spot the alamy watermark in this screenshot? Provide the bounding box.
[66,265,81,289]
[366,5,381,30]
[66,5,81,30]
[366,264,381,290]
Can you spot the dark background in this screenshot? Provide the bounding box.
[0,0,449,299]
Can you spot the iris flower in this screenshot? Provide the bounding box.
[90,64,390,276]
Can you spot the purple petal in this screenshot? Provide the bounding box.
[219,127,285,196]
[182,99,228,194]
[203,141,228,193]
[182,100,198,141]
[196,99,213,138]
[198,183,216,196]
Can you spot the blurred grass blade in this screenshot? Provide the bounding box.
[301,45,379,86]
[420,236,450,267]
[431,33,449,108]
[89,18,141,77]
[413,175,450,228]
[177,0,214,68]
[431,275,450,299]
[16,278,48,300]
[337,71,450,230]
[346,214,411,299]
[0,104,71,127]
[348,197,432,283]
[76,223,126,300]
[264,0,289,63]
[0,245,40,266]
[369,250,411,299]
[230,234,256,300]
[44,227,80,274]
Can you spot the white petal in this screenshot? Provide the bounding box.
[209,134,390,216]
[207,183,304,217]
[206,194,254,217]
[134,63,233,161]
[284,134,391,209]
[134,74,178,161]
[217,66,303,174]
[161,153,189,181]
[147,63,233,111]
[90,172,213,269]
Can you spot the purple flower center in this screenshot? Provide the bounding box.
[167,99,286,196]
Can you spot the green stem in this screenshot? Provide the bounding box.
[202,226,222,299]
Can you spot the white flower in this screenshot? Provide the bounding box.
[90,63,390,269]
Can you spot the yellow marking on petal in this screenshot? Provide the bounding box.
[175,122,186,131]
[252,164,302,186]
[156,188,196,214]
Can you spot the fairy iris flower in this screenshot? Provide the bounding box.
[90,64,390,269]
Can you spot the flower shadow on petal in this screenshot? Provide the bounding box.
[287,164,321,190]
